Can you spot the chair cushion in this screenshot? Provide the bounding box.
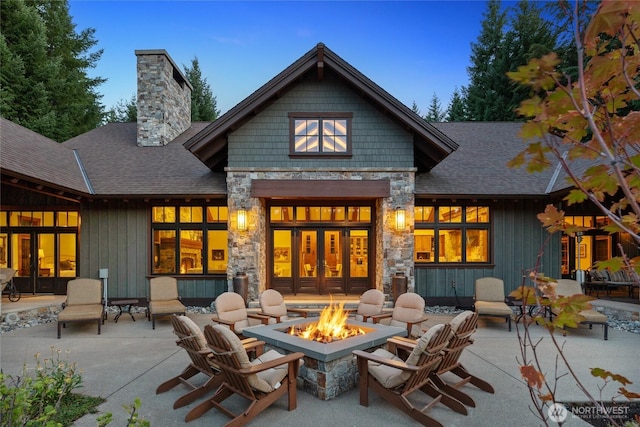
[589,269,609,281]
[58,304,103,322]
[368,348,411,389]
[212,325,289,394]
[177,315,208,350]
[150,300,186,315]
[475,277,506,302]
[251,350,290,392]
[555,279,583,297]
[259,290,288,318]
[578,309,608,323]
[150,277,179,301]
[406,323,447,366]
[474,301,513,316]
[357,290,385,318]
[66,279,102,305]
[449,310,475,333]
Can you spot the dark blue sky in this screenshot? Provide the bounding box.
[70,1,515,115]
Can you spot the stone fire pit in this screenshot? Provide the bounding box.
[242,318,407,400]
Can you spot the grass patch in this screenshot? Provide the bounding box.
[53,393,106,426]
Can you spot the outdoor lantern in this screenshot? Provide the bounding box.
[237,209,248,231]
[395,208,406,231]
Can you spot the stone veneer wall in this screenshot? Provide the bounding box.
[226,168,415,302]
[136,50,192,147]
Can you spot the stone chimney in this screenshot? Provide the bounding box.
[135,49,192,146]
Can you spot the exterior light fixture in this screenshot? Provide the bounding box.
[237,209,248,231]
[395,208,406,231]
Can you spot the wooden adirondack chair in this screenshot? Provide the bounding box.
[185,324,304,425]
[353,323,467,427]
[428,311,495,408]
[371,292,429,338]
[156,315,263,410]
[258,289,309,323]
[211,292,270,337]
[350,289,385,322]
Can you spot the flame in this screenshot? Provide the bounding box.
[289,299,365,343]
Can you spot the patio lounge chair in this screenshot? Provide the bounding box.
[371,292,429,338]
[157,315,263,410]
[258,289,309,323]
[147,276,186,329]
[57,278,104,339]
[184,324,305,424]
[551,279,609,340]
[473,277,512,331]
[428,310,494,407]
[350,289,385,322]
[353,323,467,427]
[211,291,270,337]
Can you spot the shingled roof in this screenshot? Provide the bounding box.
[417,122,566,198]
[184,42,458,172]
[0,118,90,195]
[63,122,226,198]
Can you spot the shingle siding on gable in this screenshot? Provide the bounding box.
[227,74,414,168]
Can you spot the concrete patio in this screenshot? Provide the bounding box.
[1,297,639,426]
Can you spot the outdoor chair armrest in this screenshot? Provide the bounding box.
[386,336,417,354]
[242,339,265,357]
[370,312,393,323]
[352,350,419,372]
[247,313,271,324]
[286,308,311,318]
[211,317,238,332]
[239,352,305,375]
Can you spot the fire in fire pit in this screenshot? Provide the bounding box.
[288,301,365,343]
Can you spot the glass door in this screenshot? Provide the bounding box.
[297,230,318,293]
[322,229,344,294]
[11,232,55,294]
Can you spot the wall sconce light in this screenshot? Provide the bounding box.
[395,208,406,231]
[237,209,248,231]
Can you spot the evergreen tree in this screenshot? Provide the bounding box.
[446,87,469,122]
[0,0,104,141]
[411,100,421,116]
[424,93,445,122]
[0,0,53,132]
[466,0,509,121]
[502,0,559,120]
[183,57,219,121]
[105,95,137,123]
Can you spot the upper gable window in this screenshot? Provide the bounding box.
[289,113,352,156]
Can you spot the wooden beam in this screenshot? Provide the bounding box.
[251,179,390,198]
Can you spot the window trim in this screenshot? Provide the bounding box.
[414,204,492,266]
[288,112,353,157]
[150,204,228,276]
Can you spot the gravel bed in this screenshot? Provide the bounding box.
[1,304,638,334]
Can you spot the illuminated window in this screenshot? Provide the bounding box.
[152,204,227,275]
[414,205,491,264]
[289,113,352,155]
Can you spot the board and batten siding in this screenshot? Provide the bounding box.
[414,199,560,300]
[228,72,415,169]
[79,200,226,302]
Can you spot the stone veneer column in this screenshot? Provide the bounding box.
[226,168,415,303]
[135,49,192,147]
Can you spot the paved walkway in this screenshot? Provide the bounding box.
[2,304,639,427]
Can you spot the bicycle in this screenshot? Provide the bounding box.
[1,268,21,302]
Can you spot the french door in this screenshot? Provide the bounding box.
[270,227,370,295]
[11,232,55,294]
